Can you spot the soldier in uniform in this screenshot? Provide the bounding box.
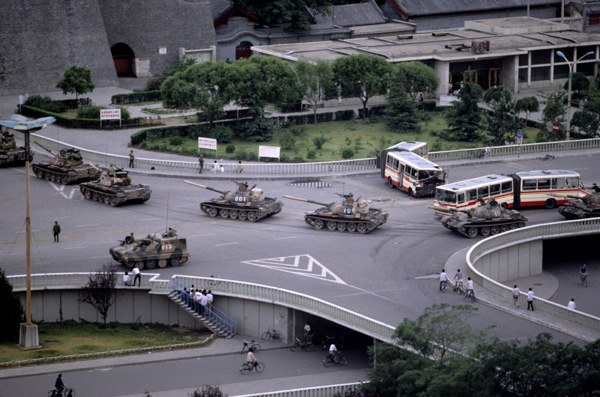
[108,164,115,177]
[129,150,135,168]
[199,155,204,174]
[53,221,61,243]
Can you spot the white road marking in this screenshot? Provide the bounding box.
[243,254,346,285]
[190,233,215,237]
[74,224,100,228]
[215,242,240,246]
[140,218,161,221]
[15,230,40,233]
[274,236,298,240]
[63,246,89,250]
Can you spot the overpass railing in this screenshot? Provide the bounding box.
[466,218,600,333]
[14,131,600,175]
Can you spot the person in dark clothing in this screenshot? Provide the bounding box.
[53,221,61,242]
[55,373,65,394]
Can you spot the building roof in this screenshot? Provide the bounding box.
[312,0,387,27]
[391,0,561,17]
[252,17,600,63]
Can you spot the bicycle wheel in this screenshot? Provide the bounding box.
[261,332,271,340]
[323,357,333,367]
[291,343,299,352]
[338,355,348,366]
[251,343,261,353]
[274,333,283,342]
[240,363,252,375]
[255,362,265,373]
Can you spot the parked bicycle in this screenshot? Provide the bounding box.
[323,352,348,367]
[240,361,265,374]
[241,339,261,354]
[261,326,283,342]
[291,335,314,352]
[48,388,74,397]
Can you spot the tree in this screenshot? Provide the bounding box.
[563,71,590,94]
[146,58,196,91]
[190,385,228,397]
[571,82,600,138]
[79,263,117,328]
[0,268,25,342]
[332,54,391,120]
[515,96,540,126]
[230,0,333,31]
[444,82,483,141]
[394,61,439,101]
[483,85,522,146]
[385,88,420,134]
[295,59,336,124]
[55,66,95,105]
[538,89,567,142]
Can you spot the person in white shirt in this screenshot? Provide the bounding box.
[123,272,132,286]
[303,321,311,341]
[328,343,339,362]
[200,291,208,316]
[464,277,474,298]
[132,267,141,287]
[206,290,213,312]
[439,269,448,291]
[527,288,534,311]
[247,347,257,368]
[568,298,576,310]
[512,285,520,308]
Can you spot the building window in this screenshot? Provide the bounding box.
[518,68,528,83]
[554,64,569,79]
[554,48,574,63]
[531,66,550,81]
[577,62,595,76]
[519,54,529,67]
[589,14,600,25]
[531,50,551,65]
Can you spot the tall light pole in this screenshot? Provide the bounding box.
[555,50,595,141]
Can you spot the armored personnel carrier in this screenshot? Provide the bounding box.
[0,128,32,166]
[80,163,151,206]
[442,198,528,238]
[184,180,283,222]
[31,142,101,184]
[110,229,190,269]
[283,193,388,234]
[557,184,600,219]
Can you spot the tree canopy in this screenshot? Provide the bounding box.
[443,82,483,141]
[79,263,117,328]
[483,85,522,146]
[394,62,439,101]
[295,59,336,124]
[538,89,567,141]
[56,66,95,104]
[230,0,333,31]
[0,267,24,342]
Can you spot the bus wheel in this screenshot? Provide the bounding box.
[387,178,394,189]
[544,199,556,209]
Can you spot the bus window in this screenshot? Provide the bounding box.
[537,178,550,190]
[443,190,457,203]
[552,178,565,189]
[501,181,512,193]
[404,166,412,177]
[418,170,432,180]
[477,186,489,199]
[466,189,477,202]
[566,177,579,188]
[523,179,537,191]
[490,183,500,196]
[457,193,465,204]
[411,168,418,179]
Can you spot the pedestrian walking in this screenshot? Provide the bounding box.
[439,269,448,291]
[237,160,244,173]
[200,290,208,316]
[212,160,219,173]
[52,221,61,242]
[568,298,576,310]
[580,263,588,287]
[132,266,141,287]
[512,285,520,307]
[527,287,534,311]
[206,290,213,312]
[129,150,135,168]
[199,155,204,173]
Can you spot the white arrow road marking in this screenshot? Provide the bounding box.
[49,182,78,199]
[242,254,347,285]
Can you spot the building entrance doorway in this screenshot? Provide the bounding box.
[236,41,253,60]
[111,43,135,77]
[449,59,503,92]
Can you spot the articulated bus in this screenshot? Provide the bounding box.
[382,150,446,197]
[432,170,587,216]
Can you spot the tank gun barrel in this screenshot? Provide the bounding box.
[283,195,334,208]
[35,141,56,155]
[184,180,228,195]
[87,162,103,172]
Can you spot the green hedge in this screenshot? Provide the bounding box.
[335,110,355,121]
[112,91,162,105]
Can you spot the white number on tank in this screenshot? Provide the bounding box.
[161,244,172,250]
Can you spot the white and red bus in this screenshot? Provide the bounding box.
[382,150,446,197]
[432,170,588,216]
[381,141,429,159]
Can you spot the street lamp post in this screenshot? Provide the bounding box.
[555,50,595,140]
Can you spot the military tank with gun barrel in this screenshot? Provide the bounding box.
[80,163,151,206]
[110,228,190,269]
[31,142,101,184]
[442,198,528,238]
[556,184,600,219]
[184,180,283,222]
[283,193,388,234]
[0,127,32,166]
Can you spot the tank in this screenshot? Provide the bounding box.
[442,198,528,238]
[184,180,283,222]
[0,127,32,166]
[283,193,388,234]
[31,142,101,184]
[79,163,151,206]
[557,184,600,219]
[109,229,190,269]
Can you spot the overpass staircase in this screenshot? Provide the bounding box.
[168,279,237,338]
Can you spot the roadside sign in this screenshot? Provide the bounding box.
[552,123,559,134]
[516,129,522,139]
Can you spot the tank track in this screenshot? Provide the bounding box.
[32,163,99,185]
[304,215,379,234]
[117,255,189,270]
[79,184,151,207]
[200,203,271,222]
[450,220,526,238]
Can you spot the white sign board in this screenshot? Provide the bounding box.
[100,109,121,120]
[259,145,280,159]
[198,137,217,150]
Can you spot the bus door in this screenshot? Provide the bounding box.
[512,174,522,209]
[398,164,405,189]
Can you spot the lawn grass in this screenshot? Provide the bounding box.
[140,112,540,161]
[0,321,211,366]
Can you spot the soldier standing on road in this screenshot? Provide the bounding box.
[199,155,204,174]
[129,150,135,168]
[53,221,61,243]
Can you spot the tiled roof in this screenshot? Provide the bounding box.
[313,0,387,27]
[393,0,561,17]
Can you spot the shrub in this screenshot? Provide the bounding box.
[341,147,354,159]
[313,135,329,150]
[77,106,102,119]
[169,136,183,146]
[209,124,233,143]
[25,95,66,113]
[306,150,316,159]
[335,110,355,121]
[225,143,235,153]
[279,130,297,151]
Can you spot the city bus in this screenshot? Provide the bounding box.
[381,141,429,160]
[382,150,446,197]
[431,170,587,216]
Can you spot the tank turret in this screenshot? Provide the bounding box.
[284,193,388,234]
[31,142,100,184]
[184,180,283,222]
[79,163,151,206]
[109,229,189,269]
[442,198,528,238]
[557,184,600,219]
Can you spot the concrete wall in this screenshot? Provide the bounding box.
[473,240,543,282]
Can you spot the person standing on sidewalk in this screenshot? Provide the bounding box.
[199,155,204,173]
[439,269,448,291]
[129,150,135,168]
[53,221,61,243]
[527,288,534,311]
[132,266,141,287]
[568,298,576,310]
[512,285,520,307]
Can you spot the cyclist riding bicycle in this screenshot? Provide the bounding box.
[247,347,257,368]
[464,277,474,299]
[328,343,340,363]
[580,263,588,284]
[453,269,463,291]
[439,269,448,291]
[55,374,65,395]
